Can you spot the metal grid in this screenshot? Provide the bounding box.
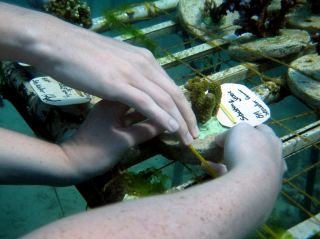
[95,2,320,238]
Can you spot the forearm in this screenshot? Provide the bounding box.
[0,127,83,185]
[0,3,88,89]
[24,162,281,239]
[0,2,50,62]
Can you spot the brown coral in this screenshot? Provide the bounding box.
[185,76,222,124]
[44,0,92,28]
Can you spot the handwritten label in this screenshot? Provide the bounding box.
[30,76,91,106]
[217,83,270,127]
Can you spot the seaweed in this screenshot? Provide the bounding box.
[185,76,222,124]
[44,0,92,28]
[124,169,168,197]
[103,6,158,54]
[102,168,168,201]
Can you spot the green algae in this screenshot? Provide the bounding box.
[103,6,158,54]
[123,168,168,197]
[185,76,222,124]
[103,168,168,201]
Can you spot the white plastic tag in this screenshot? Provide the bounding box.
[217,83,270,127]
[30,76,91,106]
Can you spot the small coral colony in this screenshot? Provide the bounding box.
[203,0,319,53]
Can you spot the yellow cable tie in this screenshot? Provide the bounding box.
[220,103,237,125]
[188,145,218,178]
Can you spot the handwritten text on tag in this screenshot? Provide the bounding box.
[30,76,91,106]
[217,83,270,127]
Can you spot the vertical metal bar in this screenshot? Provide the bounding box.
[180,29,198,70]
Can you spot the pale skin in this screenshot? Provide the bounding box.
[0,100,163,185]
[0,2,198,145]
[0,2,285,238]
[18,123,284,239]
[1,108,285,238]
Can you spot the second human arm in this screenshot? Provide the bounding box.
[0,100,161,185]
[24,123,285,239]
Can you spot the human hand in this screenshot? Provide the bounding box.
[61,100,162,180]
[214,123,286,177]
[19,9,199,145]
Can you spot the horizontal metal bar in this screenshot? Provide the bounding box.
[90,0,179,32]
[282,120,320,159]
[158,41,225,68]
[283,213,320,239]
[114,20,177,42]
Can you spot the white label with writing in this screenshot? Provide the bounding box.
[30,76,91,106]
[217,83,270,127]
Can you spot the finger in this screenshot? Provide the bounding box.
[128,75,194,145]
[123,120,163,147]
[137,51,199,138]
[256,124,277,137]
[163,81,199,138]
[113,84,181,134]
[201,161,227,177]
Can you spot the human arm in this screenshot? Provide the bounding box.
[0,2,198,145]
[23,123,285,239]
[0,100,161,186]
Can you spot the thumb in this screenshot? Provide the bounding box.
[123,120,163,147]
[201,161,227,177]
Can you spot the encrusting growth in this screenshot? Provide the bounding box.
[185,76,222,124]
[44,0,92,28]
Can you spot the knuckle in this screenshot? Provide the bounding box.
[175,88,188,102]
[119,63,136,79]
[158,94,175,108]
[139,48,154,59]
[107,84,124,101]
[135,95,150,107]
[135,54,147,66]
[179,122,190,138]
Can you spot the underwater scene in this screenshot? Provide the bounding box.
[0,0,320,238]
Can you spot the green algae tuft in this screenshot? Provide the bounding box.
[185,76,222,124]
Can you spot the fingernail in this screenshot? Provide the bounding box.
[193,125,200,138]
[168,118,179,132]
[184,132,193,145]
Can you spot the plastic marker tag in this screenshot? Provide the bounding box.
[30,76,91,106]
[217,83,270,127]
